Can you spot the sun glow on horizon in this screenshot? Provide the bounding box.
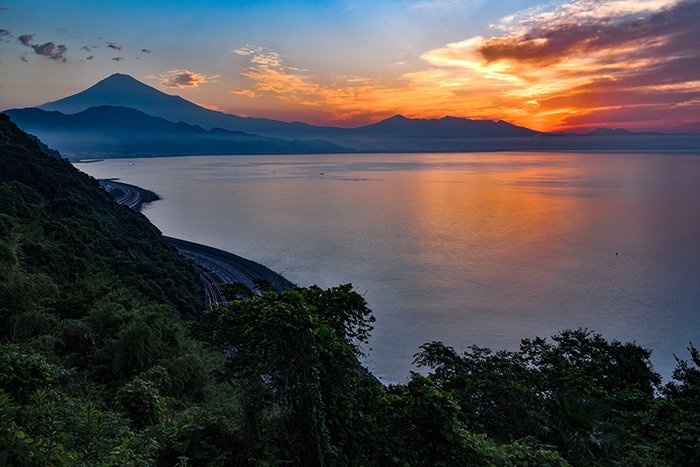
[1,0,699,132]
[217,0,700,132]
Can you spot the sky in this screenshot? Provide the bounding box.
[0,0,699,132]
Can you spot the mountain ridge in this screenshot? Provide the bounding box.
[39,73,337,137]
[35,73,545,139]
[353,114,543,138]
[6,73,699,154]
[5,105,349,159]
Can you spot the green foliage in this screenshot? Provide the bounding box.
[201,290,337,464]
[414,342,539,439]
[222,281,254,300]
[535,393,620,465]
[659,344,700,465]
[0,115,214,464]
[116,378,166,429]
[251,277,276,292]
[412,330,700,466]
[301,284,375,345]
[200,287,370,465]
[155,410,243,466]
[519,329,660,396]
[0,345,64,402]
[199,289,568,466]
[58,320,96,368]
[0,116,204,322]
[1,115,697,466]
[380,375,473,466]
[1,392,159,466]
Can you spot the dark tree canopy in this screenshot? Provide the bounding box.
[0,114,697,466]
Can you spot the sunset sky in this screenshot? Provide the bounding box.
[1,0,698,132]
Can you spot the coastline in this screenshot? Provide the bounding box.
[86,153,699,382]
[165,236,296,293]
[99,179,160,211]
[99,178,296,305]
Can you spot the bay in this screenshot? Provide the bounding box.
[77,152,700,382]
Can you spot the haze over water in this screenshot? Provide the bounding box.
[77,152,700,382]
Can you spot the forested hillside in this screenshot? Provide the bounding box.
[1,114,698,466]
[0,113,220,463]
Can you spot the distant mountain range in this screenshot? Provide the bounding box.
[353,114,540,138]
[4,73,699,159]
[558,127,673,137]
[37,73,544,139]
[40,73,326,139]
[5,105,346,158]
[582,128,637,136]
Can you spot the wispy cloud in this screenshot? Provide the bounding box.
[106,41,121,50]
[230,45,450,124]
[234,46,288,68]
[141,48,151,53]
[156,69,218,88]
[230,88,261,98]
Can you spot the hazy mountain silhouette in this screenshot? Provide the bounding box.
[39,73,332,138]
[585,127,635,136]
[581,127,679,136]
[7,73,698,154]
[37,74,543,140]
[5,106,348,159]
[352,114,541,138]
[554,127,683,137]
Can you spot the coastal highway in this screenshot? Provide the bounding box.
[99,180,145,209]
[198,268,227,307]
[172,247,258,289]
[102,179,295,306]
[165,237,295,306]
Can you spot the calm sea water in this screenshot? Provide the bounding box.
[76,152,700,382]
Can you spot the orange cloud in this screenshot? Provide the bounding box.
[229,46,473,124]
[158,69,218,89]
[230,0,700,132]
[230,88,261,98]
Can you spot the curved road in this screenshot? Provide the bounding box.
[198,268,227,307]
[102,179,295,307]
[165,236,295,307]
[100,180,145,209]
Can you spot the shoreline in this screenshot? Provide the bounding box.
[74,144,700,163]
[99,179,160,211]
[165,236,295,293]
[99,178,296,305]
